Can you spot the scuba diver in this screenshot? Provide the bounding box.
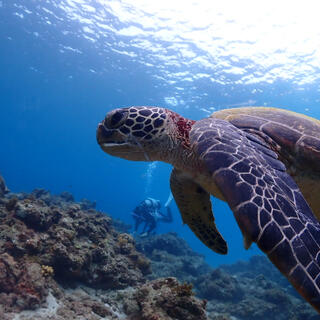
[132,193,173,236]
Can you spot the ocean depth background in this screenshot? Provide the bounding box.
[1,0,320,267]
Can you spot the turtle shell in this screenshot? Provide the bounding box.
[210,107,320,218]
[211,107,320,173]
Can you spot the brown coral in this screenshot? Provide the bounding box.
[0,189,151,313]
[129,278,207,320]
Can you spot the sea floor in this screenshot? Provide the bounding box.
[0,175,319,320]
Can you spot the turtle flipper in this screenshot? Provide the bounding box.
[170,168,227,254]
[190,118,320,313]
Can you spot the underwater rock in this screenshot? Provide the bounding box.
[1,277,207,320]
[112,217,132,233]
[58,191,74,202]
[0,253,48,312]
[79,198,96,210]
[0,189,151,314]
[136,232,199,256]
[197,268,243,301]
[124,277,207,320]
[0,174,9,196]
[136,232,211,283]
[135,232,320,320]
[14,200,62,231]
[221,255,288,285]
[12,188,96,211]
[0,186,209,320]
[1,180,319,319]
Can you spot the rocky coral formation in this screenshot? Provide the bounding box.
[2,277,207,320]
[136,232,211,283]
[13,188,96,211]
[1,172,319,320]
[197,268,244,302]
[0,174,10,196]
[111,217,132,234]
[136,233,320,320]
[111,277,207,320]
[221,255,294,295]
[0,195,150,300]
[0,176,207,319]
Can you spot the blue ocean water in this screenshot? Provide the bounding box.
[1,0,320,267]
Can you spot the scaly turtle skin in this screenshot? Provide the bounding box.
[97,106,320,312]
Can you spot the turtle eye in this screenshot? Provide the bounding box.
[105,109,128,129]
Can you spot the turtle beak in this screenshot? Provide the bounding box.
[96,117,149,161]
[96,120,130,155]
[96,121,113,146]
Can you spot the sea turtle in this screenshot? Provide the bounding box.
[96,106,320,312]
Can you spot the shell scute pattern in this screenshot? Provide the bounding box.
[262,121,302,150]
[241,173,256,185]
[273,210,288,226]
[263,198,271,211]
[108,107,168,142]
[144,125,153,132]
[229,115,266,130]
[296,247,312,267]
[309,225,320,242]
[232,161,251,173]
[270,240,296,272]
[255,186,263,196]
[213,108,320,173]
[236,202,259,240]
[308,263,319,279]
[120,126,130,134]
[138,109,152,117]
[259,209,271,228]
[274,179,294,201]
[189,116,320,309]
[136,116,145,122]
[132,124,143,130]
[154,118,164,127]
[259,222,283,252]
[132,131,145,137]
[290,219,304,233]
[125,119,134,126]
[252,196,262,207]
[283,227,295,240]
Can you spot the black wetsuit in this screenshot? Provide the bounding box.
[132,198,173,234]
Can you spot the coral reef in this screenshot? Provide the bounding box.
[114,277,206,320]
[1,172,319,320]
[111,217,132,234]
[14,188,96,211]
[0,174,9,196]
[136,232,211,283]
[0,182,207,319]
[136,233,320,320]
[197,268,243,301]
[1,196,150,295]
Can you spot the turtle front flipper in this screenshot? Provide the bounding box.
[190,118,320,313]
[170,168,228,254]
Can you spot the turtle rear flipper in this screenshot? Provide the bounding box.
[170,168,227,254]
[190,118,320,312]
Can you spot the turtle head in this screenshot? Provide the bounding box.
[97,106,195,163]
